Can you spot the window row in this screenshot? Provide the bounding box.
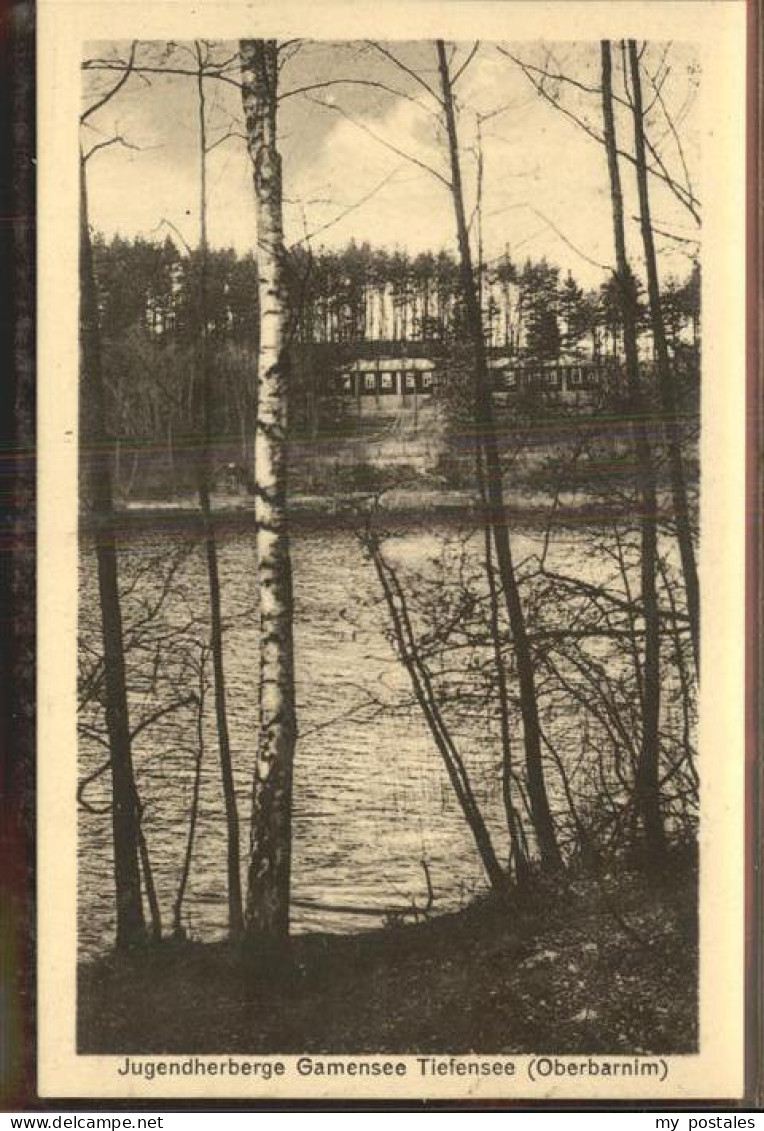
[338,370,436,395]
[493,365,599,392]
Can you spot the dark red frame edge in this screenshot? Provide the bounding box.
[3,0,36,1111]
[1,0,761,1110]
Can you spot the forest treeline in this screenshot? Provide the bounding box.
[91,232,700,491]
[95,231,700,356]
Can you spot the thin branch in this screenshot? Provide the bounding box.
[528,205,612,272]
[479,97,530,125]
[287,166,404,249]
[77,758,111,811]
[631,216,700,247]
[150,216,193,255]
[620,40,634,111]
[497,45,701,224]
[364,40,443,105]
[129,694,198,743]
[304,93,451,189]
[500,49,606,103]
[451,41,481,87]
[82,59,242,91]
[641,43,673,115]
[644,62,697,215]
[205,128,247,153]
[642,127,700,225]
[209,49,241,71]
[82,134,141,164]
[277,39,303,58]
[81,41,138,124]
[281,77,440,120]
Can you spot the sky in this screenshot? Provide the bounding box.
[81,38,701,292]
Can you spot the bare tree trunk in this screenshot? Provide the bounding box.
[240,39,298,947]
[114,435,121,496]
[601,40,664,867]
[471,139,530,884]
[363,528,507,891]
[195,53,244,938]
[80,155,146,948]
[126,449,139,499]
[167,419,177,498]
[137,824,162,942]
[627,39,700,674]
[480,481,532,886]
[436,40,561,871]
[174,652,207,936]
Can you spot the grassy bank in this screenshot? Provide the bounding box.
[78,858,697,1055]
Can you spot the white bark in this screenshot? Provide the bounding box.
[240,39,298,944]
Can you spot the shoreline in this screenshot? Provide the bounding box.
[86,487,681,534]
[77,857,698,1056]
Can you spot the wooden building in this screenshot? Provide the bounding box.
[487,355,614,408]
[337,356,440,419]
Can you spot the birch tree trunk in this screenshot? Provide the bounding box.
[240,39,298,946]
[627,39,700,674]
[437,41,561,872]
[80,154,146,947]
[601,41,665,867]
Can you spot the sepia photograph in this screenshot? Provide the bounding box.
[36,0,747,1102]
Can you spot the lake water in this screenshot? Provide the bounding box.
[77,515,679,958]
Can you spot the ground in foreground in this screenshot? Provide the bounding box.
[78,858,697,1055]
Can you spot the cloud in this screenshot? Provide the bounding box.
[287,96,455,252]
[85,40,701,289]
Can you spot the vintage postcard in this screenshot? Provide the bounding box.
[37,0,748,1103]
